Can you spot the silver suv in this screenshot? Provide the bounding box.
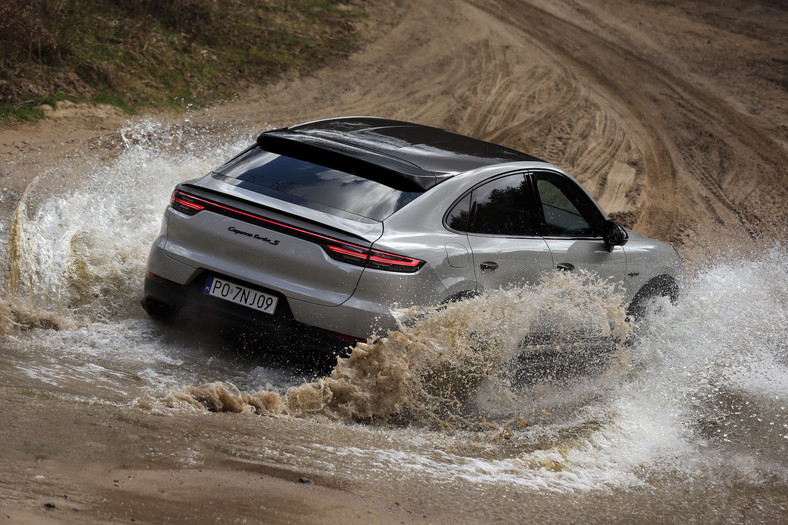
[142,117,681,353]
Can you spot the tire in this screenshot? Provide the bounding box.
[626,275,679,321]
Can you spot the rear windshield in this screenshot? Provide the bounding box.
[212,145,422,222]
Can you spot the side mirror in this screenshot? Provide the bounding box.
[602,220,628,252]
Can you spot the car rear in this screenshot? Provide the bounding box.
[142,141,441,353]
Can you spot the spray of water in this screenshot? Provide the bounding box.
[3,117,785,492]
[4,118,256,324]
[153,270,631,432]
[619,245,788,483]
[140,246,786,490]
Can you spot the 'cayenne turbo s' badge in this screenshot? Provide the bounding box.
[228,226,280,246]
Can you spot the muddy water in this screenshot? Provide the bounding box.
[2,120,786,522]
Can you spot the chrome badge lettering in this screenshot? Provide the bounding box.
[228,226,280,246]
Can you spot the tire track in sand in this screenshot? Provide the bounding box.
[467,0,786,252]
[386,1,646,222]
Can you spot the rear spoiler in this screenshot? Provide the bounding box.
[257,130,445,192]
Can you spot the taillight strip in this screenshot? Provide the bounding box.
[170,189,425,272]
[173,190,363,248]
[326,244,368,260]
[369,251,423,268]
[171,195,204,212]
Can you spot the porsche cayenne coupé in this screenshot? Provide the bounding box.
[142,117,681,353]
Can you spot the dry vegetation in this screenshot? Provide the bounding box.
[0,0,362,120]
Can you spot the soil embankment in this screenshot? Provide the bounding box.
[4,0,786,261]
[1,1,786,523]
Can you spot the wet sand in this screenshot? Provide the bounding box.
[1,0,786,523]
[0,390,422,524]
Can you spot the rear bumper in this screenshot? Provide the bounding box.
[142,272,361,356]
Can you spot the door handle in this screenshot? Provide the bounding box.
[556,262,575,272]
[480,261,498,272]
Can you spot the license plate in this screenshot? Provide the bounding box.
[203,276,278,315]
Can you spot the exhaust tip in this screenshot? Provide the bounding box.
[141,297,171,321]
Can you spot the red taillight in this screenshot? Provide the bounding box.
[325,243,368,262]
[170,190,204,215]
[146,271,166,282]
[324,243,424,273]
[368,249,424,270]
[169,189,425,273]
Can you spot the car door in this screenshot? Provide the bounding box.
[531,170,627,285]
[448,172,553,292]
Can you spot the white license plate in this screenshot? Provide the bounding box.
[203,276,278,315]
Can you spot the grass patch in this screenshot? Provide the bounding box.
[0,0,364,122]
[93,92,137,115]
[0,101,45,121]
[41,92,86,109]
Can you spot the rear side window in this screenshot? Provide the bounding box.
[470,174,529,235]
[213,146,421,221]
[446,193,471,231]
[463,173,536,236]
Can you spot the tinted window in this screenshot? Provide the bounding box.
[446,193,471,231]
[213,146,421,221]
[468,174,534,236]
[534,172,603,236]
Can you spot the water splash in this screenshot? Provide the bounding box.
[139,246,787,491]
[6,118,255,323]
[2,116,785,494]
[154,270,631,431]
[0,298,73,334]
[620,245,788,483]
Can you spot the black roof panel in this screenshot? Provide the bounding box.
[257,117,542,191]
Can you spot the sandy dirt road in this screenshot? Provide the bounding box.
[1,0,786,523]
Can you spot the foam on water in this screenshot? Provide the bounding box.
[1,118,785,493]
[159,270,629,423]
[153,247,786,490]
[1,118,297,397]
[5,118,255,321]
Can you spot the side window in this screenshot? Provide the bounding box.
[468,174,533,236]
[534,173,603,237]
[446,193,471,231]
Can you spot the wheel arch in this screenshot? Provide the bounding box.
[627,274,679,319]
[443,289,479,304]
